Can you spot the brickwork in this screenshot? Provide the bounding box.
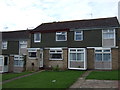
[87,48,94,70]
[14,67,24,73]
[111,48,119,70]
[8,56,14,72]
[43,49,68,70]
[26,50,40,71]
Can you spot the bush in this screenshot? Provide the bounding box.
[52,65,60,71]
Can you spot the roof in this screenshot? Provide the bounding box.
[1,30,30,40]
[33,17,120,32]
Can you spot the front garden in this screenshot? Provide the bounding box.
[3,70,85,88]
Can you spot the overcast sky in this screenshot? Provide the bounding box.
[0,0,119,31]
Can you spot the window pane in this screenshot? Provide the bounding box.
[36,34,40,40]
[70,53,76,61]
[76,35,82,40]
[95,50,102,52]
[103,33,114,39]
[57,35,66,40]
[95,53,102,61]
[0,58,3,65]
[103,50,110,52]
[29,52,36,57]
[77,53,84,61]
[34,33,41,42]
[103,53,110,61]
[50,54,62,59]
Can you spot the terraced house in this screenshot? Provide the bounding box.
[0,17,120,73]
[0,30,30,73]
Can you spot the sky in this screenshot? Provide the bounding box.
[0,0,120,31]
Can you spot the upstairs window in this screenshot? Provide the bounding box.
[74,31,83,41]
[102,29,115,47]
[2,41,7,49]
[19,41,27,48]
[56,32,67,41]
[103,29,114,39]
[34,33,41,43]
[49,48,63,60]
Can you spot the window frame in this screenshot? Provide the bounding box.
[56,32,67,41]
[95,48,111,62]
[49,48,63,60]
[69,48,84,62]
[28,48,38,59]
[2,41,7,50]
[74,31,83,41]
[14,55,24,67]
[19,40,27,48]
[102,29,116,47]
[34,33,41,43]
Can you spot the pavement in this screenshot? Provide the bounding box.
[70,70,119,89]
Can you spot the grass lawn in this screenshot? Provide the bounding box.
[86,70,119,80]
[2,72,32,81]
[3,70,85,88]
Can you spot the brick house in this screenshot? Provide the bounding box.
[0,17,120,73]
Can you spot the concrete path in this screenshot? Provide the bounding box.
[0,70,44,84]
[70,70,119,89]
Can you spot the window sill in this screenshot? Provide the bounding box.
[74,40,83,41]
[49,59,63,61]
[28,57,37,59]
[34,41,41,43]
[56,40,67,41]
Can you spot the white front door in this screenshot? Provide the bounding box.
[39,52,43,67]
[68,48,87,70]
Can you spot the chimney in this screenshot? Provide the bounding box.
[118,1,120,23]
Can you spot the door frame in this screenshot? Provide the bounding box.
[94,48,112,70]
[3,55,9,72]
[0,55,9,73]
[68,48,87,70]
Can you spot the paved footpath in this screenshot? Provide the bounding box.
[0,70,44,84]
[70,70,119,89]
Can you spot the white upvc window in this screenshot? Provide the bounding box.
[19,40,27,48]
[102,29,115,47]
[49,48,63,60]
[69,48,84,61]
[74,31,83,41]
[2,41,7,49]
[103,29,115,39]
[34,33,41,43]
[14,55,24,67]
[56,32,67,41]
[28,48,38,59]
[95,49,111,62]
[0,56,3,66]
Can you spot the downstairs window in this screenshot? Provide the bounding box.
[49,48,63,60]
